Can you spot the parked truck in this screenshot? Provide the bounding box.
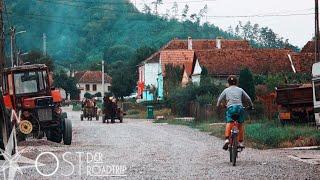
[276,62,320,128]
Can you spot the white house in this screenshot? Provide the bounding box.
[74,71,112,100]
[137,52,160,101]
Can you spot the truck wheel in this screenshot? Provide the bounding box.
[63,119,72,145]
[80,114,83,121]
[46,128,62,143]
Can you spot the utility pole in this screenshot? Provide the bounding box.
[43,33,47,56]
[316,0,319,62]
[10,26,15,67]
[16,49,20,66]
[0,0,5,77]
[102,60,105,97]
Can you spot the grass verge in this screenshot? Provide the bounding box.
[154,119,320,149]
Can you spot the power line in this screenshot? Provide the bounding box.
[6,8,315,23]
[53,0,217,5]
[7,12,82,27]
[207,12,314,19]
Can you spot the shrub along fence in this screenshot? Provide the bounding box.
[188,101,223,122]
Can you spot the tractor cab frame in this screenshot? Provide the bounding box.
[1,64,72,145]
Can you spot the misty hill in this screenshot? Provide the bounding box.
[6,0,298,68]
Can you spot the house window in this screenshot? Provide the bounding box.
[85,84,90,91]
[92,84,97,91]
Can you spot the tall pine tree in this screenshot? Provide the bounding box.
[239,68,256,102]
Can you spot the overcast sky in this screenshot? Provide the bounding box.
[131,0,314,48]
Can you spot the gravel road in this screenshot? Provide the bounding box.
[9,107,320,179]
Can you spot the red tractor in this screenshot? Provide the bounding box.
[1,64,72,145]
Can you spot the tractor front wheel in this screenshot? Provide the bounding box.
[46,128,62,143]
[63,119,72,145]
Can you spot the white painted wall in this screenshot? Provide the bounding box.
[59,88,67,99]
[144,63,160,87]
[192,59,202,85]
[192,75,201,85]
[78,82,111,100]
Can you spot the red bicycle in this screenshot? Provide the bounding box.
[228,119,244,166]
[228,106,252,166]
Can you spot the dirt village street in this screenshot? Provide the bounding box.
[10,107,320,179]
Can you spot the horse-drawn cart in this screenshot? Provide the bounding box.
[102,97,124,123]
[81,99,99,121]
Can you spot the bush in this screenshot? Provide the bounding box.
[168,85,198,116]
[196,94,214,106]
[72,104,82,111]
[84,92,93,99]
[95,92,102,97]
[127,109,140,115]
[239,68,256,101]
[168,79,223,116]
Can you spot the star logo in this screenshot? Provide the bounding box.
[0,126,45,180]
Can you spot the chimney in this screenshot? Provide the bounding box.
[216,37,222,49]
[188,37,192,50]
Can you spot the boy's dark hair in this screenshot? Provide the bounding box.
[227,75,238,85]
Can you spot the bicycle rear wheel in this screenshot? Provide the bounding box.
[229,146,232,162]
[231,136,238,166]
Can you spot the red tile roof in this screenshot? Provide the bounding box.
[164,39,250,50]
[74,71,86,81]
[139,39,250,66]
[141,38,315,77]
[196,49,301,75]
[292,53,315,73]
[76,71,112,84]
[301,41,315,53]
[160,50,196,76]
[141,51,160,65]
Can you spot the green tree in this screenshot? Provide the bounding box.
[164,64,183,96]
[239,68,256,102]
[22,50,55,71]
[84,92,93,99]
[53,71,80,100]
[181,4,189,20]
[110,65,136,99]
[103,45,135,64]
[130,46,156,67]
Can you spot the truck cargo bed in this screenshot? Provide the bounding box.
[276,84,313,106]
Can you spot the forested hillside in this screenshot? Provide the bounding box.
[5,0,298,69]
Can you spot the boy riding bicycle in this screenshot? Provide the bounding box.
[216,75,253,150]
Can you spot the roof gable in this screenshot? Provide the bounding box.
[77,71,112,84]
[301,41,315,53]
[160,50,196,76]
